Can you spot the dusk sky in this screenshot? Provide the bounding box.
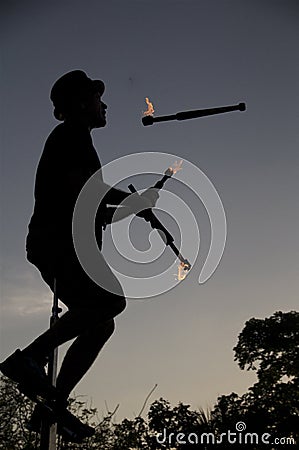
[1,1,298,421]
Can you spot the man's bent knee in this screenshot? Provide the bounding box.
[75,295,126,322]
[114,295,126,316]
[103,319,115,339]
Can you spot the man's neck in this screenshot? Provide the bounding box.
[64,117,91,132]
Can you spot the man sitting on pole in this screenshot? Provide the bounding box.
[0,70,159,438]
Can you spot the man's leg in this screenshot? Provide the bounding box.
[55,319,115,401]
[22,300,125,365]
[1,254,126,394]
[22,253,126,365]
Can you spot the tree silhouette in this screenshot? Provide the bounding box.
[0,310,298,449]
[234,310,299,384]
[212,311,299,442]
[0,374,36,450]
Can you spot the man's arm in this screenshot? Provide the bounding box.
[106,184,159,212]
[101,185,130,206]
[65,170,159,219]
[103,206,130,224]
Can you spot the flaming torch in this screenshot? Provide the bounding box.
[128,161,191,281]
[142,102,246,126]
[153,160,183,190]
[153,160,189,281]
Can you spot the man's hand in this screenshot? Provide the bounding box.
[102,187,159,224]
[140,188,159,208]
[125,188,159,215]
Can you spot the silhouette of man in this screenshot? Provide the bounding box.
[0,70,158,431]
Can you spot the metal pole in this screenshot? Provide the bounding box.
[40,278,60,450]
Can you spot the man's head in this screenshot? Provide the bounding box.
[50,70,107,129]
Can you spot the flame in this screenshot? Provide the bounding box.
[168,159,183,176]
[143,97,154,116]
[177,262,189,281]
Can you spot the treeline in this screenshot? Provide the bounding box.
[0,310,298,449]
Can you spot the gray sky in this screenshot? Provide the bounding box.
[1,0,298,420]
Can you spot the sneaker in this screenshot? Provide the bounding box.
[27,401,95,443]
[53,401,95,441]
[0,349,55,398]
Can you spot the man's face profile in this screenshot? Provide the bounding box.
[84,91,107,129]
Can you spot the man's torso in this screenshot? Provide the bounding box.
[26,121,104,265]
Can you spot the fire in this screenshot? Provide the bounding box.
[177,262,189,281]
[143,97,154,116]
[168,159,183,175]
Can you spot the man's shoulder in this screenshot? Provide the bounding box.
[45,122,92,148]
[39,122,97,171]
[46,122,70,142]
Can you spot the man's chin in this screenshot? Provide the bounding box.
[94,118,107,128]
